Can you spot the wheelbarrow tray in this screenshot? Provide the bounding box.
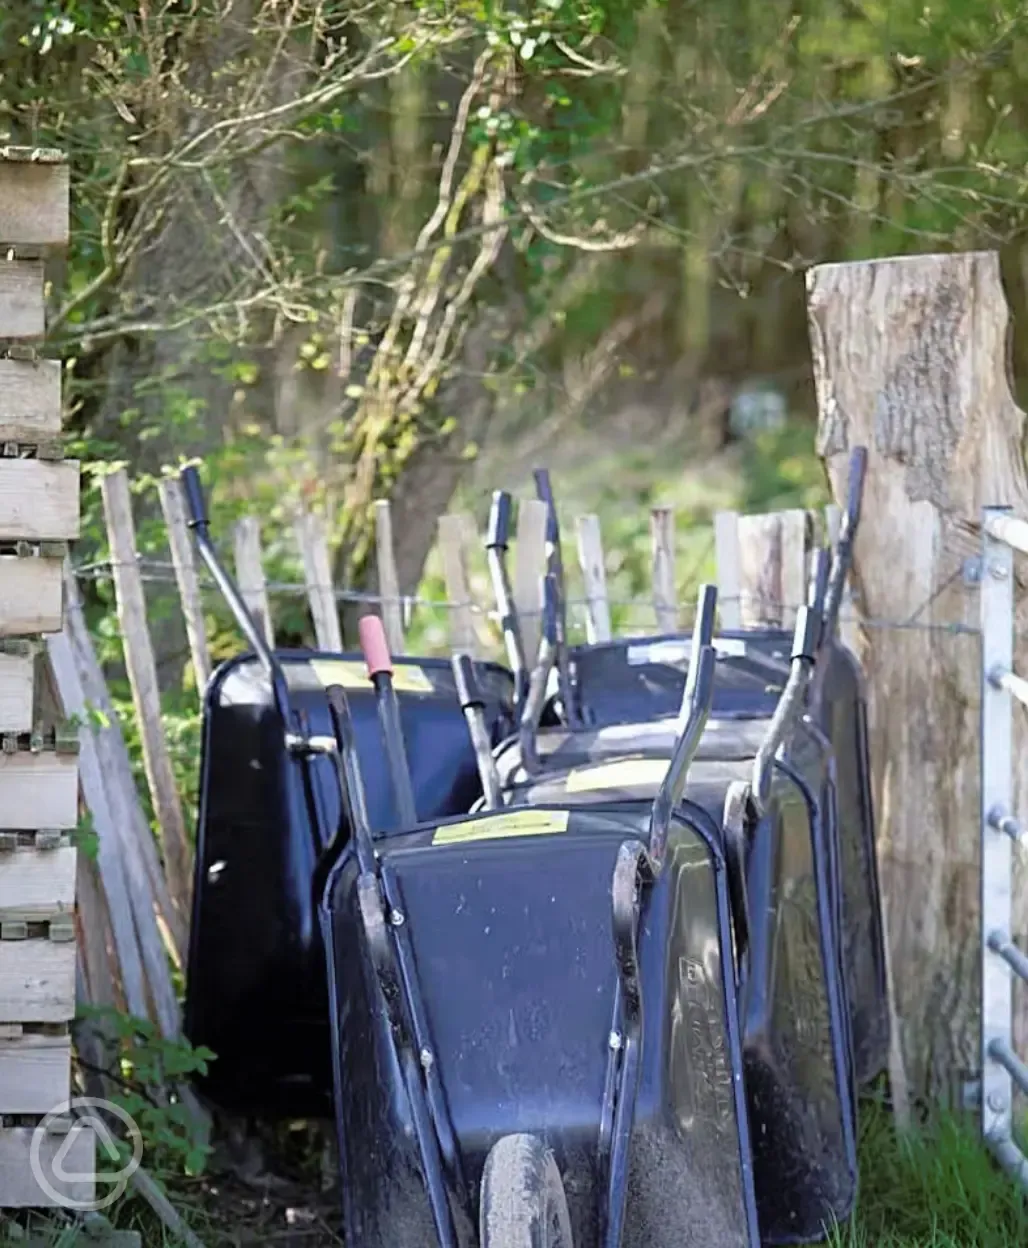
[320,800,760,1248]
[553,628,888,1087]
[506,745,857,1245]
[185,649,516,1116]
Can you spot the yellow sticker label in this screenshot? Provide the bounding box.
[564,756,670,793]
[433,808,570,846]
[310,658,434,695]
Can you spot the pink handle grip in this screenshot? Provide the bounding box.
[358,614,393,679]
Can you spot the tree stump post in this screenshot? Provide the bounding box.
[806,250,1028,1104]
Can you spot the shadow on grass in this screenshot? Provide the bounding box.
[829,1097,1028,1248]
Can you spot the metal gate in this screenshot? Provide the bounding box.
[981,505,1028,1184]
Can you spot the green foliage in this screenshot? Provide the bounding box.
[831,1098,1028,1247]
[78,1006,215,1180]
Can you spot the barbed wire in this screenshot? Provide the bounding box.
[69,555,981,637]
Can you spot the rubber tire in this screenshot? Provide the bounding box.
[479,1133,575,1248]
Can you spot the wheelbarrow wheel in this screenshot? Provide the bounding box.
[480,1133,574,1248]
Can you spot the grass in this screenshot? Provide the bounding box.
[831,1099,1028,1247]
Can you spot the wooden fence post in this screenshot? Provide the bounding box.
[575,514,612,644]
[714,510,742,630]
[374,500,405,656]
[806,250,1028,1102]
[650,506,677,632]
[158,476,212,692]
[295,510,343,653]
[513,499,549,662]
[233,515,273,647]
[438,513,478,654]
[737,508,809,628]
[100,469,193,925]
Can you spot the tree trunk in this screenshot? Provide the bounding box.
[805,250,1028,1104]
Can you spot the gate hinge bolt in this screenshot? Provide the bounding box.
[389,909,405,927]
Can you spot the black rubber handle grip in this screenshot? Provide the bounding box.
[791,605,821,662]
[452,653,482,708]
[180,465,209,529]
[487,491,513,550]
[846,446,868,530]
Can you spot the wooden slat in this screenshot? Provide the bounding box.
[0,1125,95,1208]
[47,566,180,1025]
[0,357,62,442]
[157,477,211,692]
[0,461,79,541]
[649,506,677,632]
[100,470,192,922]
[714,510,742,630]
[575,513,612,644]
[438,513,477,654]
[75,852,120,1011]
[779,509,810,628]
[0,938,76,1022]
[374,500,405,656]
[0,753,77,830]
[0,259,45,338]
[0,845,75,919]
[512,498,549,663]
[295,510,342,653]
[0,1032,71,1114]
[0,553,62,634]
[0,650,33,732]
[0,150,70,248]
[233,515,273,647]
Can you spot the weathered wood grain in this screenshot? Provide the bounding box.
[575,513,612,644]
[233,515,273,647]
[157,477,211,692]
[0,259,45,338]
[0,752,78,830]
[0,461,80,541]
[0,1125,95,1207]
[0,357,62,442]
[0,553,63,634]
[713,510,742,630]
[296,510,343,653]
[374,500,404,656]
[512,499,548,663]
[0,1031,71,1114]
[0,938,76,1022]
[0,150,69,248]
[0,650,34,732]
[806,250,1028,1103]
[100,470,192,921]
[737,508,809,629]
[650,506,677,632]
[438,513,478,655]
[0,844,76,919]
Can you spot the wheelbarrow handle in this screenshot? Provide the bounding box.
[846,446,868,532]
[518,573,558,775]
[325,684,376,874]
[752,603,821,810]
[533,468,560,546]
[679,583,718,722]
[533,467,576,724]
[177,462,297,738]
[486,490,513,551]
[180,464,209,531]
[452,653,503,809]
[359,614,418,828]
[651,644,716,867]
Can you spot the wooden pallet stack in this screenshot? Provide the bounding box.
[0,147,93,1207]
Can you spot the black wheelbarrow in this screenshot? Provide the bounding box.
[482,451,887,1091]
[456,582,857,1244]
[177,467,517,1116]
[319,610,761,1246]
